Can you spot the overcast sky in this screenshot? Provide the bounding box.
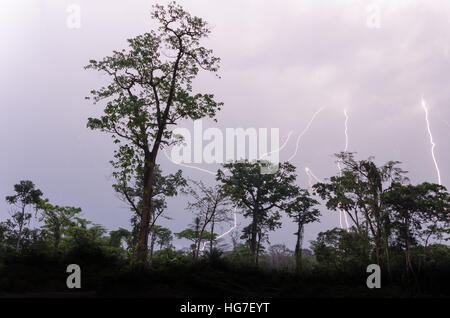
[0,0,449,250]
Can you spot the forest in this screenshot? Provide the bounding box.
[1,2,449,298]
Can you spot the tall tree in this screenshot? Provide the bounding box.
[314,152,407,269]
[217,160,299,266]
[5,180,43,251]
[86,2,222,264]
[285,189,320,274]
[383,182,450,280]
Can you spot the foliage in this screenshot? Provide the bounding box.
[217,160,299,266]
[175,227,216,259]
[313,152,408,270]
[4,180,43,251]
[311,228,372,273]
[153,225,174,250]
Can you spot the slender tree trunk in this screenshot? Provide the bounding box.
[364,215,381,265]
[250,210,258,266]
[195,223,208,261]
[194,232,202,261]
[210,216,215,254]
[149,222,156,267]
[383,221,392,279]
[256,231,263,267]
[15,205,26,252]
[375,237,381,266]
[420,232,432,273]
[404,216,418,284]
[194,239,200,261]
[255,234,260,267]
[404,216,420,293]
[372,224,382,266]
[404,217,410,275]
[295,222,304,275]
[191,244,196,260]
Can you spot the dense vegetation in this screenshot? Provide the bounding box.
[1,152,449,297]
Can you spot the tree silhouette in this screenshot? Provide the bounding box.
[5,180,43,251]
[85,1,222,265]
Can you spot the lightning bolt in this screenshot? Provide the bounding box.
[200,207,238,251]
[297,108,348,229]
[288,106,325,162]
[343,110,349,153]
[163,149,216,175]
[259,130,293,160]
[304,167,322,189]
[304,110,351,230]
[422,98,442,186]
[336,110,350,230]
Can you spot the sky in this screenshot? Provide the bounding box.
[0,0,449,250]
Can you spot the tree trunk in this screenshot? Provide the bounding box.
[420,232,432,273]
[256,231,262,267]
[15,205,26,252]
[364,214,381,265]
[295,222,304,274]
[372,224,382,266]
[404,215,420,293]
[383,222,392,279]
[250,210,258,266]
[136,156,155,265]
[195,222,209,261]
[194,233,202,261]
[404,216,410,275]
[375,238,381,267]
[149,222,156,267]
[210,216,215,254]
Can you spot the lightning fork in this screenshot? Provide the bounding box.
[336,109,350,230]
[288,107,325,162]
[422,98,442,186]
